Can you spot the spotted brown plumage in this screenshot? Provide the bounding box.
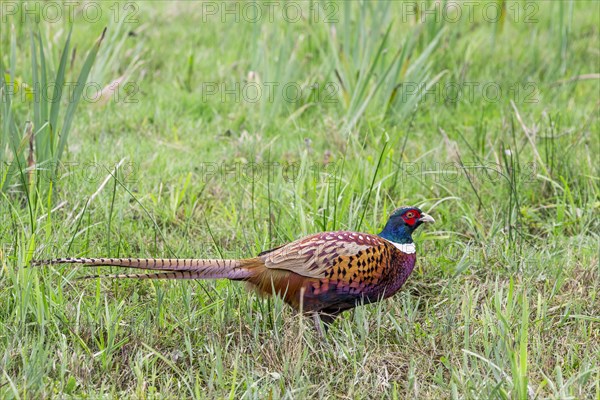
[32,206,434,334]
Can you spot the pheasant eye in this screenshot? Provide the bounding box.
[405,211,415,218]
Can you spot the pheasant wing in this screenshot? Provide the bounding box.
[260,231,388,279]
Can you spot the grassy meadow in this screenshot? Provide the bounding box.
[1,1,599,398]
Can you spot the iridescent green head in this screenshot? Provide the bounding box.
[378,206,435,244]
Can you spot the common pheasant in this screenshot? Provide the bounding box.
[33,206,434,335]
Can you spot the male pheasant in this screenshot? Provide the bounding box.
[33,206,434,334]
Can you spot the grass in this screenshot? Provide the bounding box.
[1,1,599,398]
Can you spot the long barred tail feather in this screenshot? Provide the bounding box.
[31,257,260,280]
[31,257,238,271]
[78,271,219,280]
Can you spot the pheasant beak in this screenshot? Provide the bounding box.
[418,213,435,223]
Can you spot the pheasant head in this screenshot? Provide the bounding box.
[378,206,435,244]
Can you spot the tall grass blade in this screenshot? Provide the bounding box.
[56,28,106,168]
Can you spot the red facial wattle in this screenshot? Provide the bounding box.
[401,212,421,226]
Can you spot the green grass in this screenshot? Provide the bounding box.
[1,1,599,398]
